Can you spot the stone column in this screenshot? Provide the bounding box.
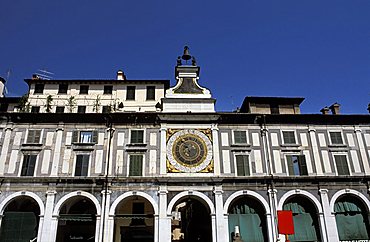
[158,186,171,241]
[319,189,339,241]
[212,125,221,175]
[308,128,323,175]
[214,186,227,242]
[0,126,12,175]
[160,125,167,175]
[354,127,370,173]
[267,188,278,242]
[51,125,64,176]
[40,190,57,242]
[100,189,112,242]
[211,213,217,242]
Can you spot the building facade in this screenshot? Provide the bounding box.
[0,48,369,242]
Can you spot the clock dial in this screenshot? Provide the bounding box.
[167,129,213,173]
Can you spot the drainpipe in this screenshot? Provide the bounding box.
[259,115,279,241]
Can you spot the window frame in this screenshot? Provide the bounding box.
[146,86,155,100]
[126,86,136,100]
[77,106,86,113]
[128,154,144,177]
[234,153,250,176]
[282,131,297,145]
[329,131,344,145]
[103,85,113,95]
[79,85,89,94]
[333,154,351,176]
[285,154,308,176]
[102,106,111,113]
[31,106,40,113]
[55,106,65,113]
[26,129,42,144]
[130,129,145,144]
[20,154,37,176]
[34,84,44,94]
[74,154,90,176]
[58,84,68,94]
[232,130,248,145]
[72,130,98,144]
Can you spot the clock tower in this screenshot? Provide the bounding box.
[161,46,216,113]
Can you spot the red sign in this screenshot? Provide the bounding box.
[277,210,294,235]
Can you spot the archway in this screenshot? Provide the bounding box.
[283,196,321,242]
[0,196,40,242]
[334,195,370,241]
[56,197,97,242]
[227,196,267,242]
[171,196,212,242]
[113,196,155,242]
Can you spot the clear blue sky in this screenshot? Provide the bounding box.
[1,0,370,113]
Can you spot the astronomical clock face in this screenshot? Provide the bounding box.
[167,129,213,173]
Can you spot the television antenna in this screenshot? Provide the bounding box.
[35,69,54,80]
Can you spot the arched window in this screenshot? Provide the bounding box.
[334,196,370,241]
[283,196,321,242]
[228,196,267,242]
[0,197,40,242]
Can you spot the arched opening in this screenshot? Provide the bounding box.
[283,196,321,242]
[227,196,267,242]
[114,196,154,242]
[171,197,212,242]
[334,195,370,241]
[0,196,40,242]
[56,197,97,242]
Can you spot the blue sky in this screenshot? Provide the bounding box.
[1,0,369,113]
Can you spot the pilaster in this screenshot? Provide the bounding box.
[211,124,221,175]
[40,190,57,242]
[158,186,170,241]
[213,186,227,242]
[319,189,339,241]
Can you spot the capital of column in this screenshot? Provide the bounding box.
[46,190,57,196]
[308,128,316,132]
[354,127,362,133]
[213,187,223,195]
[319,188,329,195]
[211,123,219,131]
[267,188,277,194]
[101,190,112,195]
[56,127,64,131]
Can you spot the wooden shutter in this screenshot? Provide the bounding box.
[27,155,36,176]
[72,131,79,143]
[75,155,83,176]
[129,155,143,176]
[335,155,349,175]
[92,131,98,143]
[287,156,294,175]
[298,155,308,175]
[236,155,249,176]
[81,155,89,176]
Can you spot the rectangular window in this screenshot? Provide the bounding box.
[146,86,155,100]
[236,155,250,176]
[79,85,89,94]
[330,132,343,145]
[21,155,37,176]
[129,155,143,176]
[283,131,296,144]
[270,104,279,114]
[72,130,98,144]
[286,155,308,175]
[334,155,350,175]
[58,84,68,94]
[77,106,86,113]
[26,130,41,143]
[31,106,40,113]
[34,84,44,94]
[103,85,113,94]
[75,154,89,176]
[130,130,144,144]
[233,131,247,144]
[126,86,136,100]
[55,106,64,113]
[102,106,111,113]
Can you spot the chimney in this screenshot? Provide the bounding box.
[32,74,41,80]
[116,70,126,80]
[320,106,330,115]
[329,102,340,115]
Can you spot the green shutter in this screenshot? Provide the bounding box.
[298,155,308,175]
[335,155,350,175]
[286,156,294,175]
[129,155,143,176]
[228,214,264,242]
[0,212,38,242]
[34,130,41,143]
[92,130,98,143]
[72,131,79,143]
[236,155,249,176]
